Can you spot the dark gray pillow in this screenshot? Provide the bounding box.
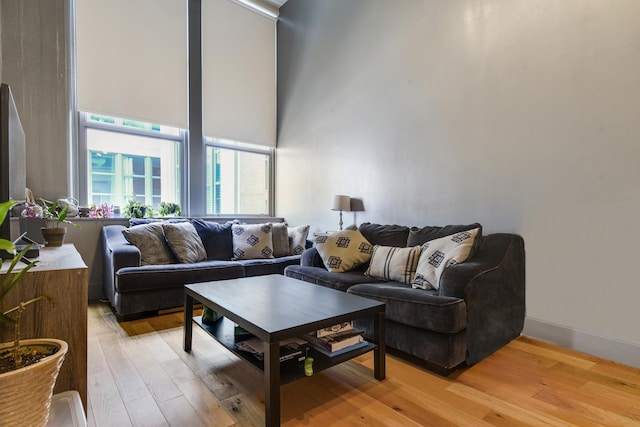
[407,223,483,246]
[271,223,290,257]
[191,219,236,260]
[358,223,411,247]
[121,223,176,265]
[162,222,207,263]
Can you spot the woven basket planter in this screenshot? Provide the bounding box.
[0,339,68,427]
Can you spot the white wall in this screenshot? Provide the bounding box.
[276,0,640,366]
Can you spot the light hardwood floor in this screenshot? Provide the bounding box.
[86,302,640,426]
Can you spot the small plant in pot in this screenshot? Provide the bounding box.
[0,200,68,426]
[40,200,80,247]
[158,201,181,217]
[123,199,151,218]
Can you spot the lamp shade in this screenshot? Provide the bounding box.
[350,198,365,212]
[331,195,351,211]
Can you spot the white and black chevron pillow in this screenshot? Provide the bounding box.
[314,229,373,273]
[412,228,480,290]
[231,223,274,260]
[288,224,310,255]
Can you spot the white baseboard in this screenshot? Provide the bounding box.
[523,317,640,369]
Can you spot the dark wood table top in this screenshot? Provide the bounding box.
[185,274,384,343]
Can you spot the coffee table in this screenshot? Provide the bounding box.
[183,274,386,427]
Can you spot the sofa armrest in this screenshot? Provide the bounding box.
[300,247,326,268]
[103,225,141,270]
[102,225,141,305]
[440,233,526,365]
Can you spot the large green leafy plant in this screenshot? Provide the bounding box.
[0,200,53,372]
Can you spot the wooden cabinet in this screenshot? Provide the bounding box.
[0,244,88,409]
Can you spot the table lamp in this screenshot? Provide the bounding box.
[331,195,351,231]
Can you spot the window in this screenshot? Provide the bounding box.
[205,138,273,215]
[80,113,183,212]
[79,113,274,216]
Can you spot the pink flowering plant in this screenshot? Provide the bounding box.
[89,203,113,218]
[20,202,44,219]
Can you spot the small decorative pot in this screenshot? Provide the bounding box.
[40,227,67,247]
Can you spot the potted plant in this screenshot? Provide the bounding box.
[158,201,181,217]
[0,200,68,426]
[40,200,80,247]
[123,199,151,218]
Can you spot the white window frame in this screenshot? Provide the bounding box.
[77,112,187,210]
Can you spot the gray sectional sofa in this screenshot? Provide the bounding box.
[102,220,307,319]
[285,222,526,371]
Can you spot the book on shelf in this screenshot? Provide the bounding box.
[316,321,353,338]
[235,337,308,364]
[302,328,365,353]
[307,339,369,357]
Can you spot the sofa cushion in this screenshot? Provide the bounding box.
[358,223,410,247]
[162,222,207,263]
[346,283,467,333]
[271,223,290,257]
[121,223,176,266]
[288,224,310,255]
[285,265,383,292]
[365,245,422,284]
[412,228,481,290]
[115,260,244,293]
[192,219,236,260]
[232,223,274,260]
[314,229,373,273]
[240,255,303,277]
[407,223,482,247]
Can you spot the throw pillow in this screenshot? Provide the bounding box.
[192,219,237,260]
[359,223,411,247]
[314,229,374,273]
[121,223,175,266]
[412,227,481,290]
[407,223,482,246]
[365,245,422,284]
[271,223,290,257]
[162,222,207,263]
[231,223,274,260]
[288,224,310,255]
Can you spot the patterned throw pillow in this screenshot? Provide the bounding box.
[288,225,310,255]
[412,228,481,290]
[162,222,207,263]
[231,223,274,260]
[365,245,422,284]
[271,223,290,257]
[121,223,175,266]
[314,229,374,273]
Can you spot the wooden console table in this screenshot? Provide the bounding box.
[0,244,88,410]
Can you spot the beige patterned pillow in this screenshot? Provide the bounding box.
[232,223,274,260]
[288,225,310,255]
[122,223,175,265]
[162,222,207,263]
[412,228,480,290]
[365,245,422,284]
[314,229,373,273]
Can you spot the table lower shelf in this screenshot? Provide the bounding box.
[193,316,376,385]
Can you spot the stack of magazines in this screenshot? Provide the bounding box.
[302,322,368,356]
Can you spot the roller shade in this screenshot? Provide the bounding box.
[76,0,188,129]
[202,0,276,147]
